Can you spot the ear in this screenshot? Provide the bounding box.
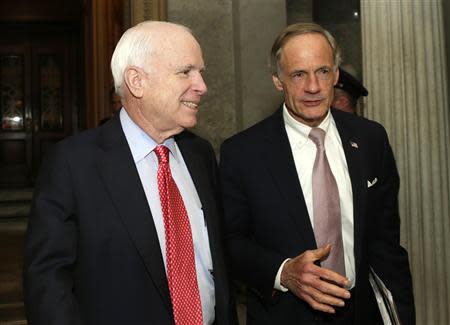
[272,74,284,92]
[123,67,145,98]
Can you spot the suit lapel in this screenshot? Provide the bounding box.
[95,117,172,311]
[175,132,221,264]
[263,109,317,247]
[332,110,366,275]
[175,132,214,229]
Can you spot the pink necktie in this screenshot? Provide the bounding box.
[154,145,203,325]
[309,128,346,276]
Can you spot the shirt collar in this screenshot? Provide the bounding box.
[120,109,177,163]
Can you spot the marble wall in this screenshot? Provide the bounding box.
[168,0,285,152]
[168,0,237,151]
[234,0,286,130]
[286,0,312,24]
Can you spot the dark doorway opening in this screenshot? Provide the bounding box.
[0,23,80,187]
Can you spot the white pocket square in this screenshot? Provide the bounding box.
[367,178,378,188]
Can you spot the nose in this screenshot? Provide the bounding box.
[193,72,208,95]
[304,73,320,93]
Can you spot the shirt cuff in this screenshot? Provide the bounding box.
[274,258,291,292]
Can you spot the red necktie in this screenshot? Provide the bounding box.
[154,145,203,325]
[309,128,346,276]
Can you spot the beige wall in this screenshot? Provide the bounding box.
[168,0,237,151]
[168,0,285,152]
[233,0,285,130]
[286,0,313,23]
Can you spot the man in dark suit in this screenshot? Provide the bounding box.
[24,21,237,325]
[220,22,415,324]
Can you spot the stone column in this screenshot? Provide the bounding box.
[444,0,450,117]
[361,1,450,324]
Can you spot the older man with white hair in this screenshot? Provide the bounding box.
[24,21,238,325]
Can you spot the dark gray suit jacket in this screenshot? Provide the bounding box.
[24,115,237,325]
[220,108,415,324]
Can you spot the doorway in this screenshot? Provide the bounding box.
[0,24,79,187]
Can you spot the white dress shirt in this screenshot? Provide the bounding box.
[275,105,355,290]
[120,109,215,324]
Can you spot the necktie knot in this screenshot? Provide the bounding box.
[154,145,169,165]
[309,127,326,150]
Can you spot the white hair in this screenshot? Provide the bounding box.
[110,21,192,96]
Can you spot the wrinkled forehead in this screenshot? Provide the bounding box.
[280,33,334,66]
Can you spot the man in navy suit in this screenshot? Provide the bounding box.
[220,22,415,324]
[24,21,237,325]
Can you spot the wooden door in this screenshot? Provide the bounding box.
[0,24,78,187]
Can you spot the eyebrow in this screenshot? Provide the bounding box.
[290,68,306,75]
[176,64,205,72]
[290,65,332,75]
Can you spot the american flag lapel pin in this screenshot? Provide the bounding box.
[350,141,359,148]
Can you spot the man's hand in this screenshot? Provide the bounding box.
[280,245,351,313]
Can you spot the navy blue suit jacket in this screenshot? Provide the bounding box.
[24,115,237,325]
[220,108,415,324]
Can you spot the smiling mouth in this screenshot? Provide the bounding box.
[181,101,199,109]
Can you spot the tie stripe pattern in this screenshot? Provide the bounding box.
[309,128,346,276]
[154,145,203,325]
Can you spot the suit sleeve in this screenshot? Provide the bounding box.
[368,127,415,325]
[23,143,83,325]
[220,139,286,301]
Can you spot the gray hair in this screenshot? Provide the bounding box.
[270,22,342,76]
[110,21,192,96]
